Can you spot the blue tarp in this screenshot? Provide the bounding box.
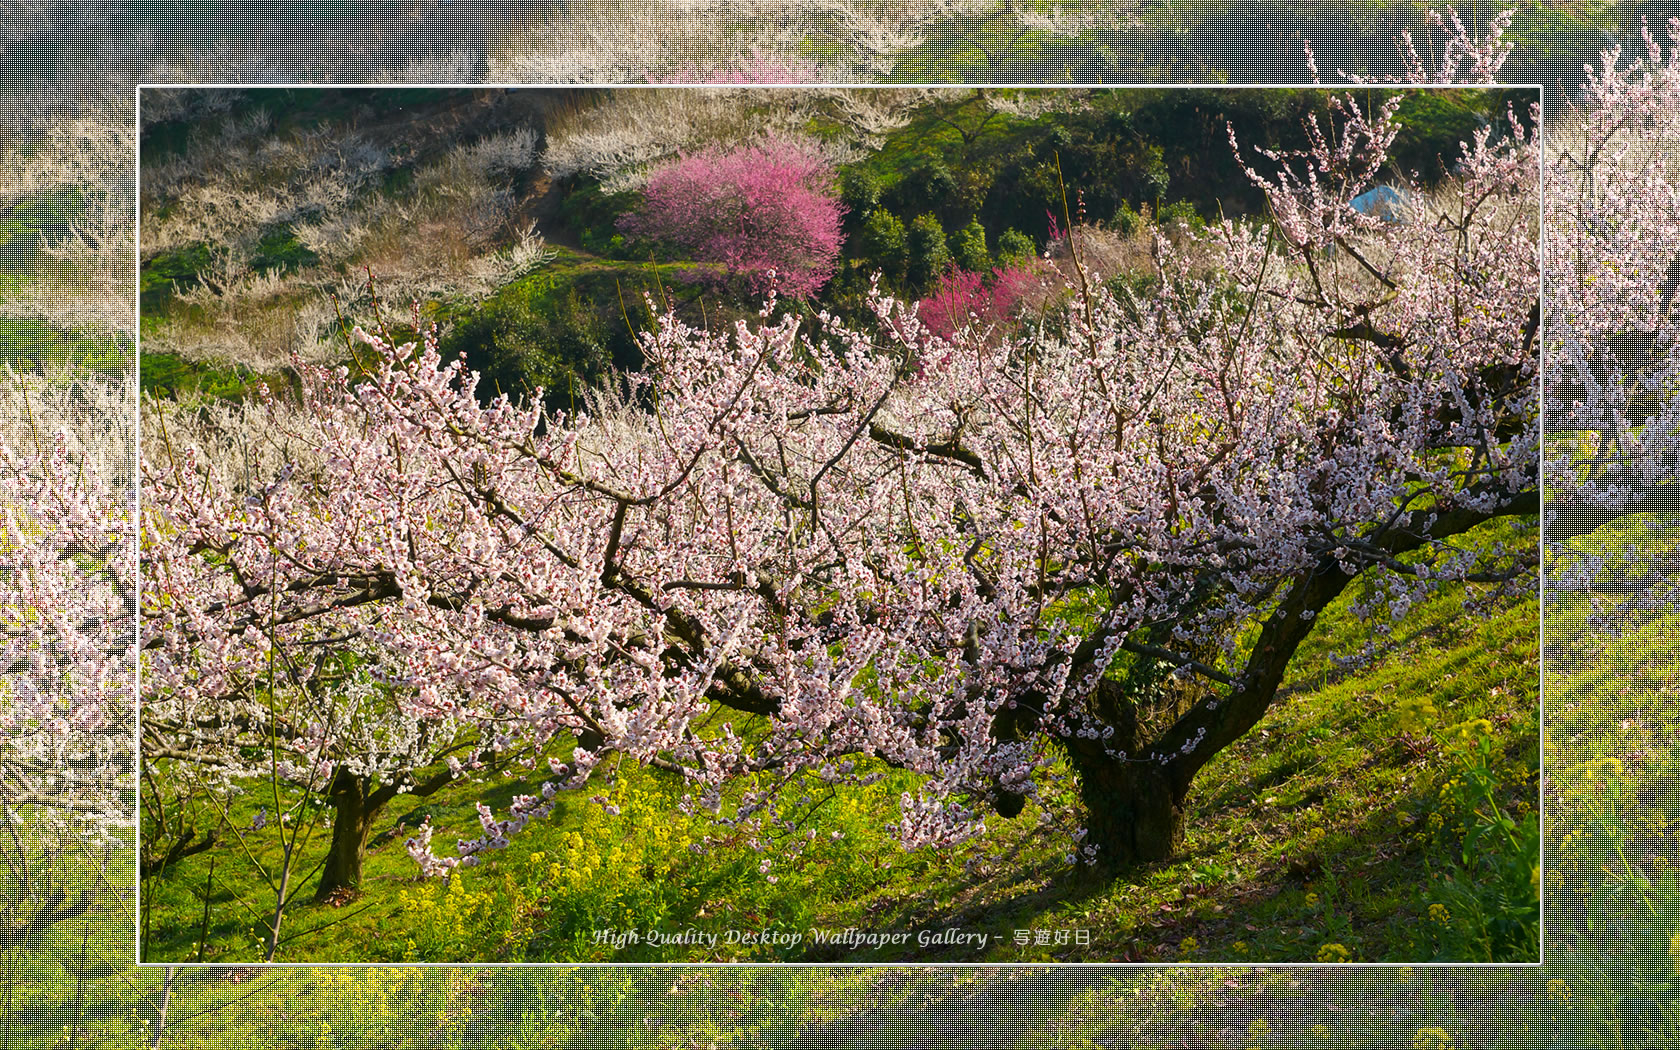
[1349,184,1409,223]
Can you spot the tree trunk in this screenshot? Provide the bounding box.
[314,764,458,903]
[316,769,379,903]
[1067,744,1188,865]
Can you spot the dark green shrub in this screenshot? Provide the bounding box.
[906,212,951,293]
[1156,199,1203,233]
[1112,202,1144,238]
[895,156,958,223]
[441,278,610,412]
[948,218,989,273]
[857,209,910,285]
[839,167,883,219]
[995,227,1035,265]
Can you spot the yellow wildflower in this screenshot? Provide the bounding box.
[1413,1026,1456,1050]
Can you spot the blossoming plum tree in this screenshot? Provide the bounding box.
[1542,21,1680,630]
[1,374,134,935]
[141,392,501,903]
[617,133,846,299]
[137,25,1571,896]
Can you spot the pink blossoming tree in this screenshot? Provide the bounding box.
[618,133,846,299]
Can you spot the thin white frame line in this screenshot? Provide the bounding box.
[130,80,1546,971]
[1535,79,1547,970]
[133,79,146,972]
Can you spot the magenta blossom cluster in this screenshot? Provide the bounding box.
[916,265,1037,342]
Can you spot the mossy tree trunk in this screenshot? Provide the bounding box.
[1067,742,1189,864]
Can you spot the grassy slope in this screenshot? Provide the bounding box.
[142,519,1539,967]
[1541,512,1680,989]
